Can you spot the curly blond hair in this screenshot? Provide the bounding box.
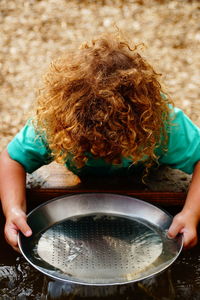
[35,33,173,169]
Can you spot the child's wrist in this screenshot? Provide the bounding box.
[4,206,26,219]
[180,208,200,223]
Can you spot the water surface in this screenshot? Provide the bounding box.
[1,209,200,299]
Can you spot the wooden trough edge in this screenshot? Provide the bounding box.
[26,189,186,207]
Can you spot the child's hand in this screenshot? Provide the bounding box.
[4,207,32,252]
[167,210,199,249]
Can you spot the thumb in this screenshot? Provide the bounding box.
[167,220,183,239]
[14,217,32,237]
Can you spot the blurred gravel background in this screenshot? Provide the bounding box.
[1,0,200,152]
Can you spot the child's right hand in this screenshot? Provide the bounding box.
[168,210,199,249]
[4,207,32,252]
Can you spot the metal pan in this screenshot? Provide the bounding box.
[18,193,183,286]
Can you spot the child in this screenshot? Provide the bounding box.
[0,33,200,252]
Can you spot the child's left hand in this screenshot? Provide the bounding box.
[168,210,199,248]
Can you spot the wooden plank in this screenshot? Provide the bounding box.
[26,188,186,207]
[26,162,189,209]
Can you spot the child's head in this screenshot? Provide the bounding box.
[35,33,172,167]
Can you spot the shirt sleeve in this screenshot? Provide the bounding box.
[7,121,53,173]
[158,107,200,174]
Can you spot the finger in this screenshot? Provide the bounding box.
[14,217,32,237]
[185,239,197,249]
[13,245,21,253]
[182,229,198,249]
[5,226,24,253]
[4,225,19,249]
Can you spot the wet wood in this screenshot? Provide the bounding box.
[26,162,187,208]
[26,188,186,207]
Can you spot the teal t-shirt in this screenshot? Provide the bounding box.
[7,107,200,175]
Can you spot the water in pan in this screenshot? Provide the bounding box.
[1,239,200,299]
[1,210,200,299]
[32,215,178,284]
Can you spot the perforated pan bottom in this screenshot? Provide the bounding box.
[34,215,165,284]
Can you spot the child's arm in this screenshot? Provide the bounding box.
[168,160,200,248]
[0,149,32,251]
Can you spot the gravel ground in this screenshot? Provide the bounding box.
[1,0,200,153]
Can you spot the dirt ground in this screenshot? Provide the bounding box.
[1,0,200,155]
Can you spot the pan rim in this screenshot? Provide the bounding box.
[18,193,183,286]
